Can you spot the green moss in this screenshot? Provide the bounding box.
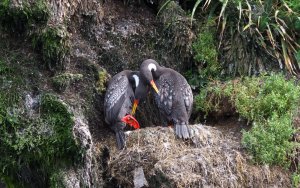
[0,37,82,187]
[96,69,109,93]
[41,94,82,158]
[52,73,83,92]
[0,0,68,72]
[0,93,83,187]
[33,25,70,71]
[0,0,49,34]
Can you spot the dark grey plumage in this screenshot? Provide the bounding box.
[104,70,137,149]
[139,59,193,139]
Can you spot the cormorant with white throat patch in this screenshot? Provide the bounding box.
[137,59,193,139]
[104,70,142,149]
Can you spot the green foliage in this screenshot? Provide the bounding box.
[33,26,69,71]
[292,172,300,188]
[191,0,300,76]
[296,50,300,64]
[0,0,49,34]
[52,73,83,92]
[242,113,295,166]
[187,18,219,88]
[193,24,219,76]
[285,0,300,12]
[235,74,300,122]
[195,81,229,115]
[195,73,300,165]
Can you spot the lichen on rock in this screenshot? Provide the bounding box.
[52,73,83,92]
[95,69,110,94]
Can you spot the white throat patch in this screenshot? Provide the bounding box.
[148,63,157,72]
[132,74,139,87]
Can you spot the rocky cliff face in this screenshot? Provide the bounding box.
[0,0,292,187]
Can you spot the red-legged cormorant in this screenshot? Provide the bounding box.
[138,59,193,139]
[104,70,141,149]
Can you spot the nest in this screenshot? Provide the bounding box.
[108,125,290,187]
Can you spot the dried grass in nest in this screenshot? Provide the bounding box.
[107,125,291,187]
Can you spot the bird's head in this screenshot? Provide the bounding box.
[121,114,140,129]
[130,72,147,115]
[140,59,160,94]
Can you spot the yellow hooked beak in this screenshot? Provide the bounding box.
[131,99,139,116]
[150,80,159,94]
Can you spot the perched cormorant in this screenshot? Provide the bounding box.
[104,70,141,149]
[138,59,193,139]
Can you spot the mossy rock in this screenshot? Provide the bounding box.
[33,25,70,71]
[0,0,49,34]
[52,73,83,92]
[0,93,83,187]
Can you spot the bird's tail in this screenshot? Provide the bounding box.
[115,130,126,150]
[175,123,191,139]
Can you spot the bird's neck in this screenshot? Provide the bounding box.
[153,66,163,79]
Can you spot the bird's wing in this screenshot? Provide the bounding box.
[104,74,129,123]
[183,83,193,117]
[156,75,173,115]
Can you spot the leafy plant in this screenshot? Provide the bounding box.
[242,113,295,166]
[292,172,300,188]
[190,0,300,76]
[195,73,300,165]
[187,18,220,88]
